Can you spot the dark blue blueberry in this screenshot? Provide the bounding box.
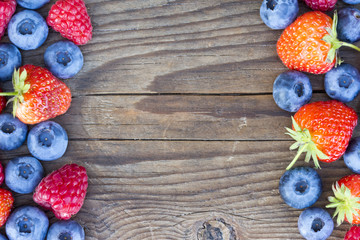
[0,113,27,151]
[6,206,49,240]
[344,137,360,173]
[343,0,360,4]
[44,40,84,79]
[337,7,360,43]
[324,63,360,102]
[0,234,7,240]
[273,71,312,112]
[16,0,50,10]
[298,208,334,240]
[260,0,299,30]
[8,10,48,50]
[279,167,322,209]
[27,121,68,161]
[47,220,85,240]
[0,43,21,82]
[5,156,44,194]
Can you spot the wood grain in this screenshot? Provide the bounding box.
[0,0,360,239]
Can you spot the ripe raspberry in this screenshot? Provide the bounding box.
[33,164,88,220]
[47,0,92,45]
[304,0,337,12]
[345,226,360,240]
[0,88,5,114]
[0,188,14,227]
[0,163,4,186]
[0,0,16,40]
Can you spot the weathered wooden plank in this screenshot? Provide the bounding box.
[0,140,351,239]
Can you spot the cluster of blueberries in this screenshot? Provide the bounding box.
[0,1,86,239]
[260,0,360,239]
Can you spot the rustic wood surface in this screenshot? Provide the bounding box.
[1,0,360,239]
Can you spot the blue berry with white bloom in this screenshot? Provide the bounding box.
[260,0,299,30]
[47,220,85,240]
[298,208,334,240]
[343,0,360,4]
[5,156,44,194]
[337,7,360,43]
[0,43,21,82]
[344,137,360,173]
[27,121,68,161]
[0,113,27,151]
[16,0,50,10]
[0,233,7,240]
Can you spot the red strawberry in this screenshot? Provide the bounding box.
[0,188,13,227]
[304,0,337,12]
[33,163,88,220]
[47,0,92,45]
[345,226,360,240]
[0,88,5,114]
[277,11,360,74]
[286,100,357,169]
[0,0,16,40]
[327,174,360,225]
[0,65,72,124]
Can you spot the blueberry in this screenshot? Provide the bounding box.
[47,220,85,240]
[0,43,21,82]
[44,40,84,79]
[324,63,360,102]
[273,71,312,112]
[279,167,322,209]
[0,113,27,151]
[6,206,49,240]
[5,156,44,194]
[0,234,7,240]
[343,0,360,4]
[298,208,334,240]
[260,0,299,30]
[16,0,50,10]
[344,137,360,173]
[27,121,68,161]
[337,7,360,43]
[8,10,48,50]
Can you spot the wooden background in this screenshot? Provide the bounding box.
[1,0,360,239]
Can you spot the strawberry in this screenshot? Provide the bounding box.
[327,174,360,226]
[0,88,5,114]
[47,0,92,45]
[345,226,360,240]
[304,0,337,12]
[0,0,16,40]
[286,100,357,169]
[33,163,88,220]
[277,11,360,74]
[0,65,72,124]
[0,188,13,227]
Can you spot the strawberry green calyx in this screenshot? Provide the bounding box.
[0,69,30,117]
[322,11,360,65]
[285,117,329,170]
[326,182,360,226]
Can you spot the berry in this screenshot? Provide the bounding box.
[337,7,360,43]
[47,220,85,240]
[16,0,50,9]
[5,156,44,194]
[304,0,337,12]
[286,100,357,169]
[0,0,16,40]
[0,89,5,114]
[5,206,49,240]
[27,121,68,161]
[7,10,49,50]
[343,0,360,4]
[0,113,27,151]
[33,164,88,220]
[0,188,13,227]
[279,166,322,209]
[0,234,6,240]
[273,71,312,112]
[327,174,360,225]
[44,40,84,79]
[0,43,22,82]
[277,11,360,74]
[344,137,360,173]
[47,0,92,45]
[324,63,360,102]
[298,208,334,240]
[260,0,299,30]
[345,226,360,240]
[0,163,4,186]
[0,65,72,125]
